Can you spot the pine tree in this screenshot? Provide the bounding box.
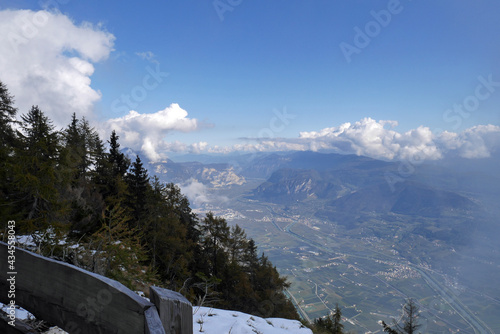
[381,298,422,334]
[0,80,18,220]
[141,177,191,288]
[244,238,259,277]
[93,130,130,207]
[332,304,344,334]
[61,114,105,236]
[164,182,200,244]
[14,106,61,231]
[125,155,150,228]
[61,114,102,182]
[85,204,158,289]
[226,224,246,263]
[314,306,344,334]
[0,80,17,150]
[216,225,253,311]
[108,130,129,177]
[62,113,85,183]
[200,212,230,277]
[256,253,299,319]
[78,117,103,175]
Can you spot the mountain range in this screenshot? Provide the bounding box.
[137,149,498,227]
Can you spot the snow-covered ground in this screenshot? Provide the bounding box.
[193,307,313,334]
[0,303,32,323]
[2,303,312,334]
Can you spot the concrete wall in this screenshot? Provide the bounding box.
[0,242,191,334]
[150,287,193,334]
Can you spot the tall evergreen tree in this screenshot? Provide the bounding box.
[200,212,230,277]
[0,80,17,156]
[61,113,88,183]
[63,113,84,177]
[228,224,248,264]
[86,204,158,289]
[332,304,344,334]
[244,238,259,278]
[164,182,199,243]
[314,305,344,334]
[0,80,18,220]
[108,130,129,177]
[381,298,422,334]
[93,130,130,207]
[61,115,103,182]
[142,177,191,288]
[60,114,105,236]
[77,117,103,176]
[125,155,150,228]
[14,106,61,230]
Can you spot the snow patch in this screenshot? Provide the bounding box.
[193,307,312,334]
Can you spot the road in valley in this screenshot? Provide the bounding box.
[266,207,493,334]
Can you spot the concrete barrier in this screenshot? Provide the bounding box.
[150,286,193,334]
[0,242,192,334]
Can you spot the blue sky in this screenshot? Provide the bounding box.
[1,0,500,161]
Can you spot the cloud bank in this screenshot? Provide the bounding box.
[0,9,114,126]
[208,118,500,161]
[298,119,500,160]
[102,103,207,161]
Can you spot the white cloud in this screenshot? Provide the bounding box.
[191,141,209,154]
[210,118,500,161]
[179,179,210,207]
[102,103,206,161]
[178,179,228,208]
[439,124,500,159]
[0,9,114,127]
[297,118,442,160]
[297,119,500,160]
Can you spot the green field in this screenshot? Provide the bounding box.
[195,182,500,333]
